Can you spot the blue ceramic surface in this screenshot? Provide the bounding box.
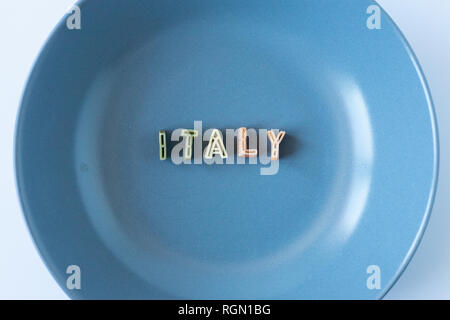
[15,0,438,299]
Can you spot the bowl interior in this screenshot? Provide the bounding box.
[16,0,437,299]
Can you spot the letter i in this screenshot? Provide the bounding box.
[159,131,167,160]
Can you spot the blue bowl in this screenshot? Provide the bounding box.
[15,0,438,299]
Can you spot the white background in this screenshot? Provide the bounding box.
[0,0,449,299]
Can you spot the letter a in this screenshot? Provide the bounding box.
[366,5,381,30]
[66,5,81,30]
[366,265,381,290]
[66,265,81,290]
[238,127,257,157]
[205,129,227,159]
[267,130,286,160]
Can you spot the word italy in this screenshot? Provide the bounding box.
[159,127,286,162]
